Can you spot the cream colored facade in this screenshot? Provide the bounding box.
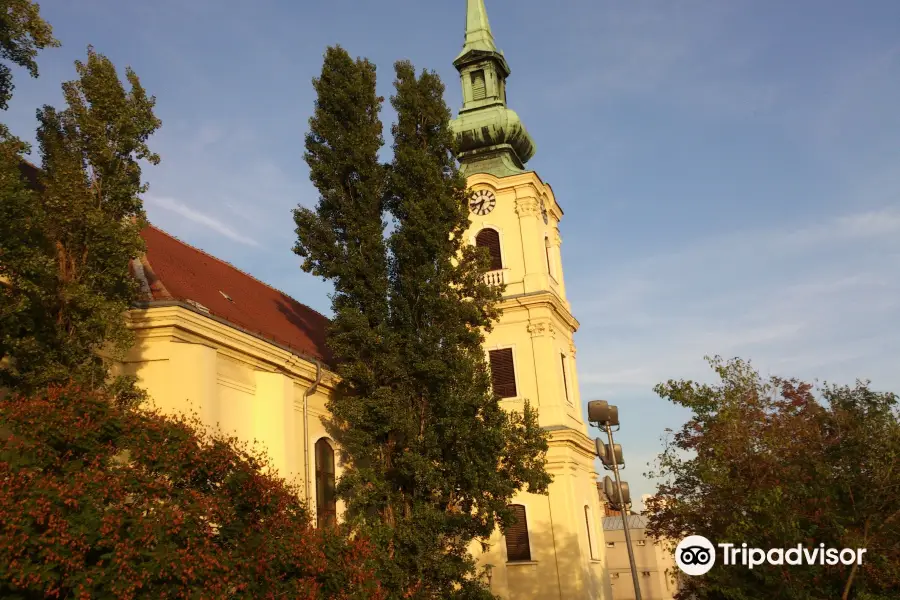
[120,304,343,512]
[462,171,612,599]
[603,515,679,600]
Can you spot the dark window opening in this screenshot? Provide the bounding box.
[489,348,517,398]
[315,438,336,527]
[476,228,503,271]
[561,353,570,403]
[506,504,531,561]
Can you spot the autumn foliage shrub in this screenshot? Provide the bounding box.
[0,384,384,599]
[647,357,900,600]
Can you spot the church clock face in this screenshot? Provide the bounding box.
[469,189,496,216]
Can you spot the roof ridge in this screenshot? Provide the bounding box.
[145,223,331,322]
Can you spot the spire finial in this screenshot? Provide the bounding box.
[460,0,496,55]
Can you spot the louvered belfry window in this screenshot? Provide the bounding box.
[506,504,532,561]
[476,228,503,271]
[471,69,487,101]
[489,348,517,398]
[315,438,336,527]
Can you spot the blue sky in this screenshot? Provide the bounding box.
[6,0,900,506]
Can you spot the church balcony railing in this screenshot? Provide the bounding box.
[483,269,506,287]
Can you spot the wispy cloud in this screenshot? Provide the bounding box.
[577,204,900,506]
[145,195,260,247]
[575,206,900,397]
[540,1,777,117]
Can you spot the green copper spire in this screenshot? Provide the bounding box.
[457,0,497,58]
[450,0,536,178]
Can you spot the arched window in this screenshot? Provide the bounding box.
[505,504,531,562]
[476,228,503,271]
[315,438,336,527]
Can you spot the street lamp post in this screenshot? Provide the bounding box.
[589,400,643,600]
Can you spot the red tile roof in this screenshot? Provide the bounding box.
[11,161,329,363]
[137,225,331,364]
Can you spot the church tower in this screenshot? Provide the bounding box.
[452,2,612,599]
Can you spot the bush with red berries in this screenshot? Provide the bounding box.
[0,384,384,599]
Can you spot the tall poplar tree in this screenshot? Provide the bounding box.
[0,47,160,396]
[295,50,550,599]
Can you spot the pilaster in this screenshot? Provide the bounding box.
[168,342,218,427]
[526,317,560,425]
[515,194,549,293]
[254,371,299,483]
[567,339,587,434]
[548,227,569,306]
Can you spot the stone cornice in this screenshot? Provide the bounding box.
[544,426,599,463]
[127,303,337,391]
[498,291,580,332]
[465,170,548,192]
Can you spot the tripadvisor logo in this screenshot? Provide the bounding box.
[675,535,867,576]
[675,536,716,576]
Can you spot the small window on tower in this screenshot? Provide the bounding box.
[489,348,517,398]
[561,353,571,404]
[471,69,486,101]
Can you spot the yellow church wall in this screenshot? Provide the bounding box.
[460,169,612,599]
[485,301,585,432]
[120,304,342,516]
[466,172,570,308]
[467,439,609,599]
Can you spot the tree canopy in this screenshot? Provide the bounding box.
[0,47,159,400]
[294,47,550,599]
[647,356,900,600]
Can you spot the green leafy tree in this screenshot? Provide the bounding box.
[646,356,900,600]
[294,48,550,599]
[0,46,160,398]
[0,383,385,599]
[0,0,59,110]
